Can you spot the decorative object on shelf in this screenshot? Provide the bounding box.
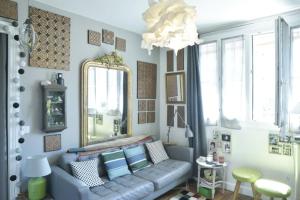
[115,37,126,51]
[102,29,114,45]
[138,112,147,124]
[141,0,200,55]
[29,7,71,70]
[44,134,61,152]
[269,133,292,156]
[94,51,124,66]
[88,30,101,46]
[137,61,157,99]
[166,72,185,104]
[166,107,193,144]
[42,84,67,133]
[0,0,18,20]
[24,155,51,200]
[177,49,184,71]
[222,133,231,153]
[167,50,174,72]
[56,73,64,86]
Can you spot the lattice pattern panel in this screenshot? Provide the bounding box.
[0,0,17,20]
[137,61,157,99]
[29,7,71,70]
[115,37,126,51]
[88,30,101,46]
[44,134,61,152]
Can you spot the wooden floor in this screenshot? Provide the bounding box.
[157,181,252,200]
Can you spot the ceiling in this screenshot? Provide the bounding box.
[33,0,300,34]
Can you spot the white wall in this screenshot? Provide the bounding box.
[159,11,300,200]
[15,0,160,166]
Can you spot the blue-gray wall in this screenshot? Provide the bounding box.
[15,1,160,167]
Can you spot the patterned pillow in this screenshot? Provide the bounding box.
[102,149,131,180]
[123,145,151,173]
[70,159,104,187]
[146,140,169,164]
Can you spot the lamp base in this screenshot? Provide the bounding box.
[28,177,47,200]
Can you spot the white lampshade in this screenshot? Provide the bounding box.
[185,125,194,138]
[24,155,51,177]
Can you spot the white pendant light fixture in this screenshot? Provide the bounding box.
[142,0,200,55]
[20,0,38,53]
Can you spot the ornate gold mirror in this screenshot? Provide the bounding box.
[81,53,132,146]
[165,72,186,104]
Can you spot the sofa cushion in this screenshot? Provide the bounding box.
[90,186,124,200]
[70,159,104,187]
[123,145,151,173]
[146,140,169,164]
[91,175,154,200]
[102,149,131,180]
[134,159,192,190]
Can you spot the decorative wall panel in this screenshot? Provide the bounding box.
[147,100,155,111]
[177,49,184,71]
[138,100,147,111]
[88,30,101,46]
[177,106,185,128]
[102,29,114,45]
[147,112,155,123]
[138,112,147,124]
[115,37,126,51]
[29,7,70,70]
[137,61,157,99]
[44,134,61,152]
[167,105,174,127]
[0,0,17,20]
[167,50,174,72]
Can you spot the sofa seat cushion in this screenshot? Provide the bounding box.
[134,159,192,190]
[90,186,124,200]
[91,175,154,200]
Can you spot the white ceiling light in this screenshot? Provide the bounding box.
[141,0,200,55]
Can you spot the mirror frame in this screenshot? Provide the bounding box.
[165,72,186,104]
[81,59,132,147]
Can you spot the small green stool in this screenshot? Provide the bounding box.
[232,167,262,200]
[254,179,291,200]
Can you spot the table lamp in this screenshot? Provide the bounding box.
[24,155,51,200]
[167,109,194,144]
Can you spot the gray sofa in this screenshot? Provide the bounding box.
[49,145,193,200]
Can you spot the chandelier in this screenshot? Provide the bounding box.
[141,0,200,55]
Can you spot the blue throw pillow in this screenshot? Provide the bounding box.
[124,145,151,173]
[102,149,131,180]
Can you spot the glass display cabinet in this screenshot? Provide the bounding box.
[42,85,67,132]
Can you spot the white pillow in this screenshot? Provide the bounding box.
[70,159,104,187]
[146,140,169,164]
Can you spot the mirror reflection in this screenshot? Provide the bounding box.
[166,72,185,103]
[87,67,129,143]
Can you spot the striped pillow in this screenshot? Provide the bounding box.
[102,149,131,180]
[124,145,151,173]
[146,140,169,164]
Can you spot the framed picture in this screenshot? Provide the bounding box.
[44,134,61,152]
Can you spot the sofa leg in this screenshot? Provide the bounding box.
[185,180,189,191]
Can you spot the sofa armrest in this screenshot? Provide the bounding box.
[49,166,91,200]
[164,145,193,163]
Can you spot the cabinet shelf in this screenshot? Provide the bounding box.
[42,84,67,133]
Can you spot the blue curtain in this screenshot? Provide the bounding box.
[187,45,207,170]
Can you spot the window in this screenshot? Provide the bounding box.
[199,42,219,125]
[290,27,300,130]
[252,33,276,123]
[221,36,246,122]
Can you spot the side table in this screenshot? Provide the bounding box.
[196,158,227,199]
